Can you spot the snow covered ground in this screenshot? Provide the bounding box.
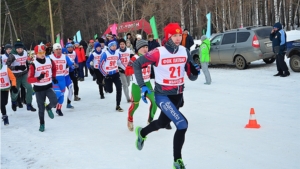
[1,59,300,169]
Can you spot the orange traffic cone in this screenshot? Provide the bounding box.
[245,108,261,129]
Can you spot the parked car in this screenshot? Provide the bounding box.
[286,30,300,72]
[191,26,275,69]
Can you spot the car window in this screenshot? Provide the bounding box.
[255,27,272,40]
[211,35,222,45]
[237,32,250,43]
[221,33,236,45]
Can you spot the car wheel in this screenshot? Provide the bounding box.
[235,55,248,70]
[263,58,275,64]
[289,54,300,72]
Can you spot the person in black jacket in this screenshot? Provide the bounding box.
[270,22,290,77]
[180,28,194,51]
[147,34,160,51]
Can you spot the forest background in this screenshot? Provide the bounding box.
[1,0,300,48]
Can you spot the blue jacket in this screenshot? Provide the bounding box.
[269,22,286,54]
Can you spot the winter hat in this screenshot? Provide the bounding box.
[98,38,105,43]
[62,48,68,54]
[164,23,182,41]
[136,34,142,40]
[74,42,79,45]
[201,35,207,41]
[136,39,148,51]
[14,39,24,49]
[108,41,117,48]
[118,38,126,44]
[34,45,45,54]
[53,43,62,50]
[94,42,101,49]
[66,43,73,48]
[273,22,282,30]
[4,44,12,50]
[89,39,94,43]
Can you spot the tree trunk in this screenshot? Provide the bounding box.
[104,0,110,26]
[275,0,279,22]
[239,0,243,27]
[294,0,300,29]
[180,0,185,29]
[222,0,225,32]
[131,0,134,21]
[189,0,193,35]
[288,0,292,30]
[59,0,64,42]
[264,0,268,25]
[228,0,232,29]
[255,0,259,25]
[215,0,219,32]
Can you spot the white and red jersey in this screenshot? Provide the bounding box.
[92,51,101,69]
[11,50,28,73]
[117,48,131,67]
[1,54,8,65]
[66,51,76,62]
[154,46,187,86]
[33,57,52,86]
[132,55,151,84]
[0,65,11,90]
[49,54,67,77]
[103,51,119,72]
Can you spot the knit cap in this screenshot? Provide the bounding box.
[136,39,148,51]
[14,39,24,49]
[4,44,12,50]
[34,45,45,54]
[108,41,117,48]
[94,42,101,49]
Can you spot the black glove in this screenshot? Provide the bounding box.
[15,65,26,71]
[89,68,95,76]
[11,86,18,93]
[118,67,125,73]
[52,78,58,84]
[37,73,45,80]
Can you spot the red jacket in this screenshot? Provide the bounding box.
[74,47,86,63]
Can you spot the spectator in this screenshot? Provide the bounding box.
[74,42,86,81]
[126,33,135,46]
[270,22,290,77]
[147,34,160,51]
[181,28,194,51]
[199,35,212,85]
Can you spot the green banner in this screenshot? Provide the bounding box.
[94,34,98,39]
[56,34,60,43]
[149,16,159,39]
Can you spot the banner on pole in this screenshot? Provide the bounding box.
[149,16,159,39]
[206,13,211,38]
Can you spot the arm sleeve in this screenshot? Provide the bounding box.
[99,53,107,76]
[185,49,198,81]
[86,54,94,69]
[269,32,276,41]
[133,48,160,87]
[51,59,57,78]
[7,68,17,86]
[117,54,126,70]
[6,54,16,70]
[27,64,39,83]
[66,56,74,67]
[279,30,286,46]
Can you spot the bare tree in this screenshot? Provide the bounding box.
[180,0,185,29]
[239,0,243,27]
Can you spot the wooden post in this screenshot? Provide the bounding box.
[48,0,55,44]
